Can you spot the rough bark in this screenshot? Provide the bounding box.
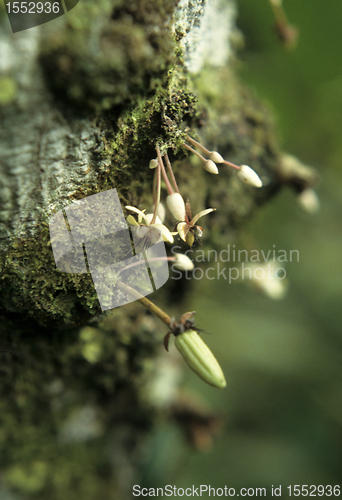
[0,1,316,498]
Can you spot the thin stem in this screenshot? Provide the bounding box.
[269,0,288,26]
[151,159,161,224]
[183,143,207,163]
[268,0,298,48]
[222,159,241,171]
[156,145,173,195]
[116,281,172,329]
[152,167,157,206]
[164,153,180,194]
[186,135,211,156]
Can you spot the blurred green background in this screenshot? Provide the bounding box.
[140,0,342,497]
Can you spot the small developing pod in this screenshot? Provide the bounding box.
[174,329,226,389]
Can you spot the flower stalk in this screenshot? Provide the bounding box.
[164,153,180,193]
[116,281,173,329]
[156,144,173,195]
[185,135,262,186]
[151,156,161,225]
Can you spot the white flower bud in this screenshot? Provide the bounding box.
[156,202,166,223]
[209,151,224,163]
[204,159,219,174]
[173,253,194,271]
[149,159,159,169]
[258,276,287,300]
[149,203,166,223]
[166,193,186,221]
[297,189,320,214]
[237,165,263,188]
[242,262,288,300]
[175,329,226,389]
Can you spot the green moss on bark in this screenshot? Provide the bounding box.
[0,304,159,499]
[40,0,180,111]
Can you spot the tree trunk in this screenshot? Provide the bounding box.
[0,1,313,498]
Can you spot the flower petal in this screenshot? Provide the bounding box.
[190,208,215,226]
[186,231,195,247]
[126,215,139,226]
[125,205,146,223]
[177,222,190,242]
[144,213,162,225]
[151,223,174,243]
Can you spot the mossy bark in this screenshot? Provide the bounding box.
[0,1,296,498]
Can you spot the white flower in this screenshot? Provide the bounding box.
[174,329,226,389]
[173,253,194,271]
[125,205,174,243]
[176,207,215,244]
[166,193,186,221]
[237,165,263,188]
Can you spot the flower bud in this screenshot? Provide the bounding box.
[204,159,219,174]
[173,253,194,271]
[237,165,263,188]
[209,151,224,163]
[258,275,287,300]
[166,193,186,221]
[174,329,226,389]
[297,188,320,214]
[149,159,159,169]
[242,261,288,300]
[156,202,166,223]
